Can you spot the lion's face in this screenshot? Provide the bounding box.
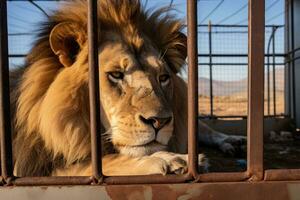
[46,1,187,158]
[99,33,174,156]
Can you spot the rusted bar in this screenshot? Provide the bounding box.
[267,48,270,115]
[264,169,300,181]
[0,0,13,181]
[198,53,286,57]
[208,21,214,117]
[187,0,199,179]
[247,0,265,181]
[88,0,102,182]
[272,27,276,115]
[13,177,92,186]
[105,174,189,185]
[198,172,249,182]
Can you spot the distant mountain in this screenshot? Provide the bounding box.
[197,68,285,96]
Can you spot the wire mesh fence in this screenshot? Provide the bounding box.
[197,24,286,118]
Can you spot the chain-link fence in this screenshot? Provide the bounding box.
[197,24,286,118]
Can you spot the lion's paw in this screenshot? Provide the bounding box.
[151,151,187,174]
[142,156,169,175]
[150,151,208,174]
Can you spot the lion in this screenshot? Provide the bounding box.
[10,0,245,177]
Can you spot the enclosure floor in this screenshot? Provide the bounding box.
[203,139,300,172]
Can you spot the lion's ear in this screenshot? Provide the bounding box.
[165,32,187,73]
[49,22,86,67]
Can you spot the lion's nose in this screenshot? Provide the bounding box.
[139,115,172,131]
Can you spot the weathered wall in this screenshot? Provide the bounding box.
[0,182,300,200]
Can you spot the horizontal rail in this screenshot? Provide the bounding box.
[198,172,249,182]
[198,114,288,119]
[13,176,92,186]
[104,174,190,185]
[198,53,286,57]
[10,54,286,58]
[199,63,285,66]
[264,169,300,181]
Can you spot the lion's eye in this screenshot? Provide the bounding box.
[159,74,170,86]
[108,71,124,82]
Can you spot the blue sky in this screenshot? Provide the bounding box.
[7,0,285,81]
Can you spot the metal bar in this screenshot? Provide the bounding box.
[272,27,277,115]
[198,114,288,119]
[13,176,92,186]
[87,0,102,182]
[264,169,300,181]
[8,53,287,58]
[104,174,189,185]
[198,172,249,182]
[0,0,14,182]
[247,0,265,181]
[290,0,296,120]
[198,53,286,57]
[198,62,285,66]
[267,27,277,116]
[267,35,271,115]
[187,0,199,179]
[284,0,291,117]
[197,24,284,28]
[208,21,214,117]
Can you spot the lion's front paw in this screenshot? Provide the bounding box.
[150,151,187,174]
[150,151,208,174]
[142,157,169,175]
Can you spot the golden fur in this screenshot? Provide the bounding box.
[11,0,244,176]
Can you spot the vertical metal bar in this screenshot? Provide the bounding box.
[290,0,296,121]
[284,0,291,117]
[88,0,102,182]
[247,0,264,181]
[187,0,199,178]
[0,0,13,181]
[267,51,270,115]
[272,27,276,115]
[208,21,214,117]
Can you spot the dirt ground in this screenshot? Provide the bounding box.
[203,138,300,172]
[198,92,284,117]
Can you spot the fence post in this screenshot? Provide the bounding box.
[0,0,14,183]
[87,0,102,183]
[247,0,265,181]
[187,0,199,179]
[208,21,214,117]
[272,26,277,115]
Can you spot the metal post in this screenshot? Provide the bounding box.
[267,45,270,115]
[208,21,214,117]
[87,0,102,182]
[291,0,296,121]
[0,0,13,183]
[187,0,199,178]
[247,0,264,181]
[272,26,277,115]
